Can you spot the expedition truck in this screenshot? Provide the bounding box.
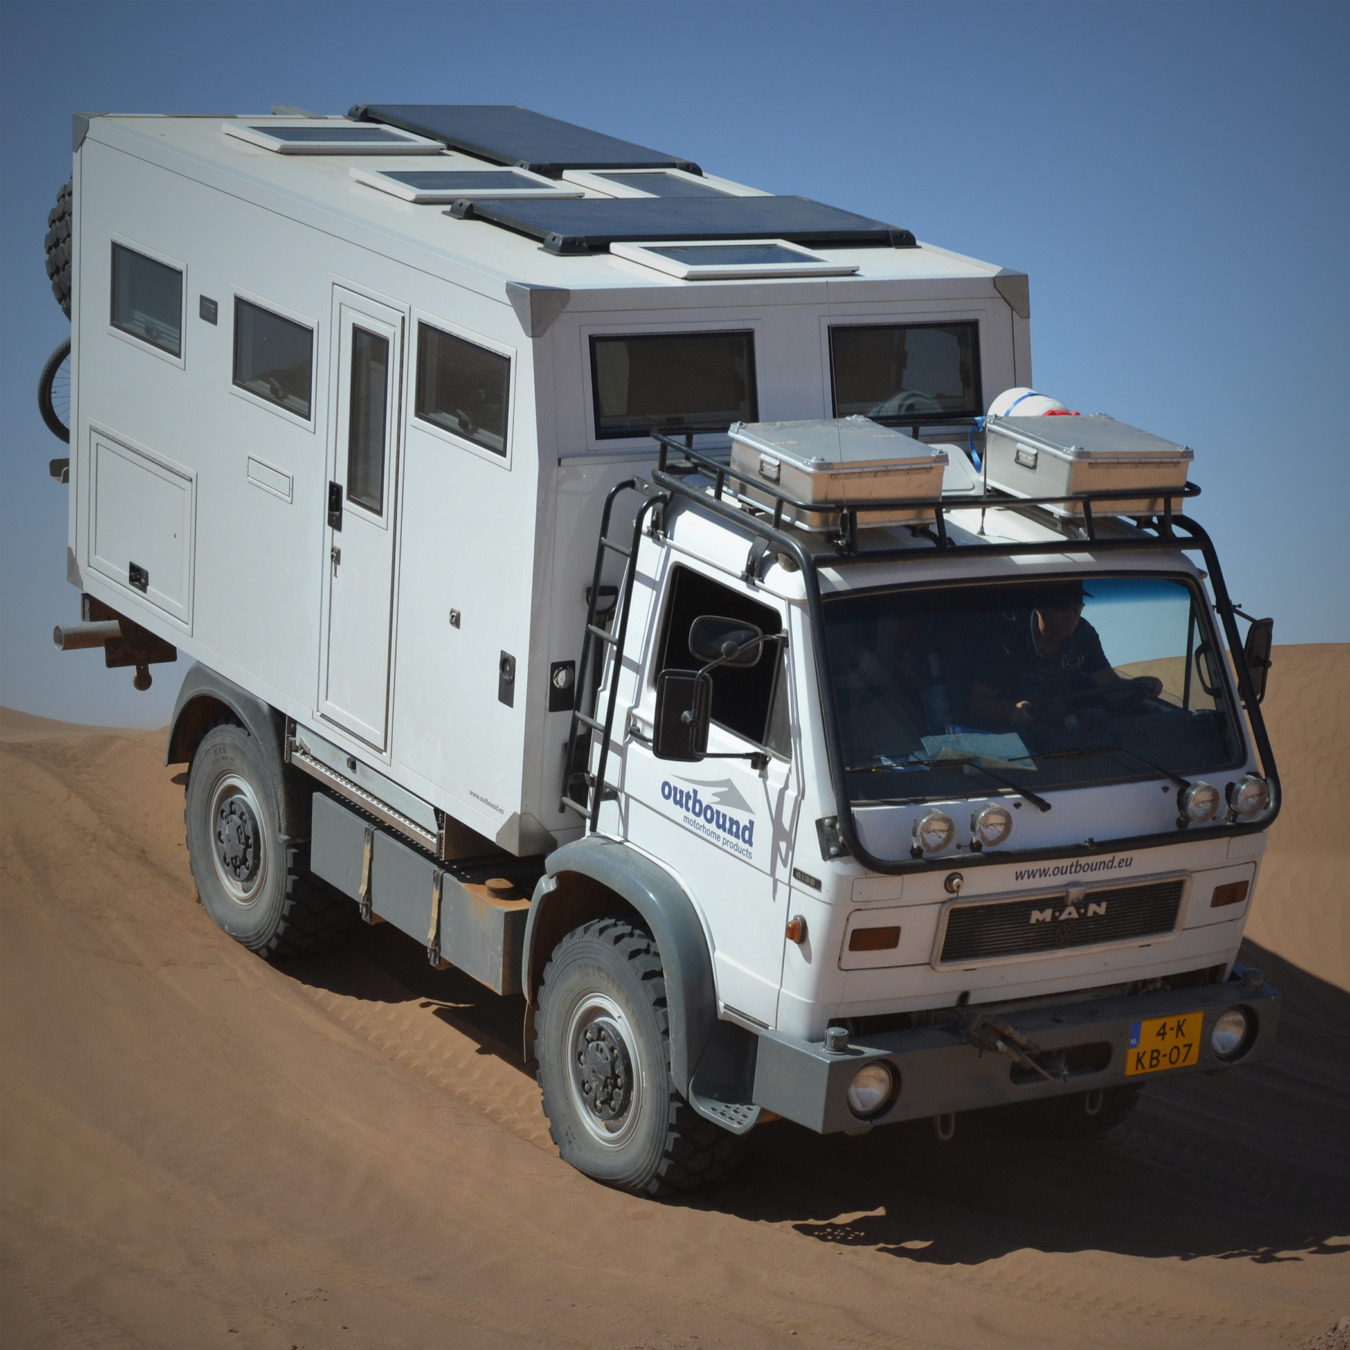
[38,104,1282,1196]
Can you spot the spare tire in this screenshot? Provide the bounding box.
[45,179,72,319]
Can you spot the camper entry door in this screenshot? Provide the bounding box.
[319,287,407,750]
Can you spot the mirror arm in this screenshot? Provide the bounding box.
[701,750,771,772]
[696,631,786,680]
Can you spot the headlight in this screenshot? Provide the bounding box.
[913,809,955,854]
[1228,774,1270,820]
[1210,1007,1252,1060]
[846,1061,897,1119]
[1179,780,1220,823]
[971,803,1013,849]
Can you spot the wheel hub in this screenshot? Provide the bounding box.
[215,796,259,882]
[563,993,644,1147]
[576,1021,632,1122]
[205,773,268,905]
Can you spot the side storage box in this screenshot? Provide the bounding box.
[310,793,528,995]
[983,414,1192,517]
[88,429,195,626]
[730,417,948,530]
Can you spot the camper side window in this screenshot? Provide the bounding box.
[590,331,757,440]
[414,323,510,456]
[657,565,790,758]
[110,244,183,357]
[830,322,982,425]
[233,299,314,420]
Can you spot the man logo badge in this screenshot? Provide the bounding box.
[1030,900,1107,924]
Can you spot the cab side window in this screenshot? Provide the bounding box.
[657,565,790,757]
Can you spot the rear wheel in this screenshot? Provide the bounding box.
[185,722,355,959]
[536,918,742,1196]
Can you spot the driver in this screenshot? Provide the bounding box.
[968,582,1162,731]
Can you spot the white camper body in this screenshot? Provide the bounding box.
[49,106,1281,1196]
[66,109,1028,856]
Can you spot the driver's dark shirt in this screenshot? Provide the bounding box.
[977,612,1110,707]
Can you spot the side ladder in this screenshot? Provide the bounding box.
[560,480,665,830]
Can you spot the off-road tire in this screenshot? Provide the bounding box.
[536,918,743,1197]
[45,180,73,319]
[38,337,71,444]
[999,1084,1142,1138]
[185,721,356,960]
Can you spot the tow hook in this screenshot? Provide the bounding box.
[932,1113,957,1142]
[959,1013,1070,1086]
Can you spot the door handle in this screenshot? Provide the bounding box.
[327,481,344,531]
[331,545,341,576]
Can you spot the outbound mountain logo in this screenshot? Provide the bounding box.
[660,777,756,860]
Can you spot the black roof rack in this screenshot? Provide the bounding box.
[446,195,917,254]
[648,432,1198,558]
[350,104,699,177]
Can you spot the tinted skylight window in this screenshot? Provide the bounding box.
[609,238,858,280]
[350,165,582,202]
[598,172,730,198]
[263,126,411,143]
[386,169,544,190]
[224,122,441,155]
[649,243,815,266]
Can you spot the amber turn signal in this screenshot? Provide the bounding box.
[848,925,901,952]
[1210,880,1250,909]
[786,915,808,944]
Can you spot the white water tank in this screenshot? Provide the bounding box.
[987,387,1074,418]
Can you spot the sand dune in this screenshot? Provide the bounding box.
[2,646,1347,1349]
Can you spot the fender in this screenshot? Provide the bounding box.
[525,836,717,1097]
[164,663,320,841]
[166,662,285,768]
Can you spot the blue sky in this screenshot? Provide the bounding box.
[2,0,1346,727]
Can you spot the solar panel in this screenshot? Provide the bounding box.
[447,195,916,254]
[350,104,699,176]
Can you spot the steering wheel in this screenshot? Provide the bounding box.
[1031,677,1158,725]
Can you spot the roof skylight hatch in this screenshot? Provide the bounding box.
[562,168,751,199]
[224,121,443,155]
[350,165,584,202]
[610,239,858,280]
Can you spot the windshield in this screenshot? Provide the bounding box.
[823,574,1243,804]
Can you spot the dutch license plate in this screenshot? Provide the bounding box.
[1125,1012,1201,1076]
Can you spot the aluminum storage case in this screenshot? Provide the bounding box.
[729,417,949,531]
[983,414,1193,517]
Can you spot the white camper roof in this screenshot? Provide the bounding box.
[83,107,1014,307]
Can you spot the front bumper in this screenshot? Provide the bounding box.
[751,969,1280,1134]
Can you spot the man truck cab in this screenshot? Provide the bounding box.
[41,104,1279,1195]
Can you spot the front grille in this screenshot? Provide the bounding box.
[940,878,1185,964]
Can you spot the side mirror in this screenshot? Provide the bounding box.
[652,669,712,761]
[1242,617,1274,703]
[689,616,764,668]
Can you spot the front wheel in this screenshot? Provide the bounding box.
[536,918,741,1196]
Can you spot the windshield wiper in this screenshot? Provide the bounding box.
[846,755,1052,813]
[1028,744,1191,789]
